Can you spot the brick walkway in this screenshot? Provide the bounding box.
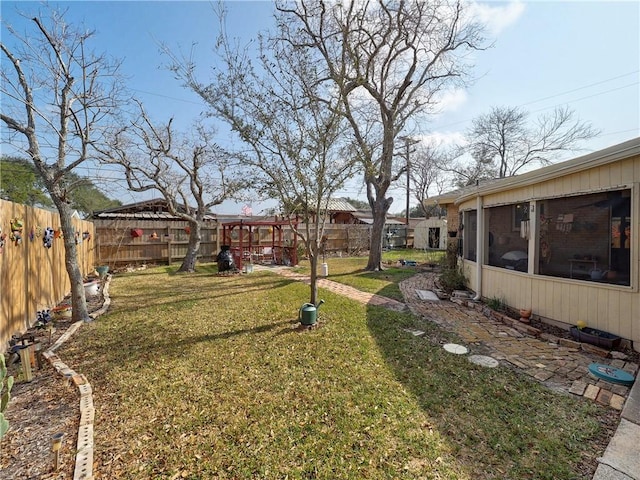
[400,273,638,411]
[260,265,638,411]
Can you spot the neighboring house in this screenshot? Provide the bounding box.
[434,137,640,352]
[325,198,359,223]
[284,198,359,224]
[91,199,218,222]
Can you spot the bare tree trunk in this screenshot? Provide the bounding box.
[55,200,91,322]
[367,218,385,271]
[308,250,318,305]
[365,198,390,271]
[177,220,202,273]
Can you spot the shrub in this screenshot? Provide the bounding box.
[439,265,467,292]
[437,240,467,292]
[486,296,506,312]
[440,240,459,270]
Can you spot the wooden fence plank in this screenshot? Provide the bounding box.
[0,200,95,349]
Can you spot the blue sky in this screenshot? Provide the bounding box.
[2,1,639,214]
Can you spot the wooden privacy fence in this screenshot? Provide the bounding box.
[0,200,95,349]
[92,221,416,268]
[92,221,373,267]
[319,224,410,253]
[93,219,219,268]
[320,224,372,254]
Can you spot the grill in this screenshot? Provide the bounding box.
[216,245,236,272]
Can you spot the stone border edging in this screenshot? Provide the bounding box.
[42,273,112,480]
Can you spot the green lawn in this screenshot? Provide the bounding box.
[59,263,612,479]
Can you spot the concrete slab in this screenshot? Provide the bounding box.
[593,464,634,480]
[599,418,640,480]
[622,379,640,424]
[416,289,440,301]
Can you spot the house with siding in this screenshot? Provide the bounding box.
[434,137,640,352]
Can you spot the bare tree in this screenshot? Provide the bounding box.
[441,146,497,188]
[167,7,358,303]
[409,143,448,216]
[275,0,485,270]
[467,105,599,178]
[103,105,243,273]
[1,8,126,322]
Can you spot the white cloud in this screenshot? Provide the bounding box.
[421,131,467,147]
[434,88,468,114]
[469,1,526,36]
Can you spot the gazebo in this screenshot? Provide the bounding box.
[220,219,298,270]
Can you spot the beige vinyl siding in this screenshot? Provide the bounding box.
[474,268,639,344]
[460,153,640,349]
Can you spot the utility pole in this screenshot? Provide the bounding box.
[400,136,420,247]
[400,137,420,224]
[405,140,411,227]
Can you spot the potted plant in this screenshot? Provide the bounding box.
[95,265,109,277]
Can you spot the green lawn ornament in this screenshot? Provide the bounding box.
[299,300,325,326]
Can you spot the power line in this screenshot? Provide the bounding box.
[519,70,639,107]
[528,82,639,115]
[436,71,640,130]
[596,128,639,138]
[129,88,205,106]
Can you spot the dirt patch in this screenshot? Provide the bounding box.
[1,281,106,479]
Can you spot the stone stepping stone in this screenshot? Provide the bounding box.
[416,289,440,301]
[468,355,499,368]
[443,343,469,355]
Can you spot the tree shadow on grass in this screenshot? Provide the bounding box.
[107,273,296,315]
[365,304,612,479]
[175,318,299,345]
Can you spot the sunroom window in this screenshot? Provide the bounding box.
[538,189,631,285]
[463,210,477,261]
[487,204,529,271]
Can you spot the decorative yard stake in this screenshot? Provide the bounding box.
[43,227,54,248]
[18,347,33,382]
[51,432,64,471]
[10,218,23,245]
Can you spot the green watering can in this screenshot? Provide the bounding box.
[299,300,325,326]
